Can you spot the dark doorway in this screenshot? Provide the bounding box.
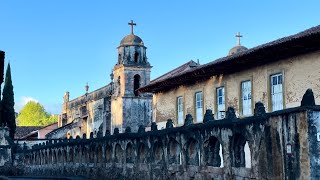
[134,74,140,96]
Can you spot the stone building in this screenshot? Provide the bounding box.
[49,21,152,139]
[139,25,320,127]
[2,25,320,179]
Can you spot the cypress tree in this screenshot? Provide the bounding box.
[2,63,16,139]
[0,51,4,126]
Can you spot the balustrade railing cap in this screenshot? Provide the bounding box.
[203,109,215,123]
[151,122,158,131]
[301,88,316,106]
[184,114,193,126]
[225,107,237,120]
[166,119,174,129]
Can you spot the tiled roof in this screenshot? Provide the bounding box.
[139,25,320,93]
[15,126,42,139]
[150,60,199,83]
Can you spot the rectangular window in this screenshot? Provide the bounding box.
[271,73,283,111]
[241,81,252,116]
[177,96,184,124]
[216,87,225,119]
[195,92,203,122]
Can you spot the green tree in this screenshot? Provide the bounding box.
[17,101,57,126]
[2,63,16,139]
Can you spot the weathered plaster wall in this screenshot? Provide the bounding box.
[59,85,112,126]
[111,97,124,132]
[65,97,108,138]
[153,50,320,123]
[55,86,112,139]
[38,123,58,139]
[112,65,151,96]
[46,122,80,139]
[111,65,152,133]
[122,97,152,132]
[111,96,152,133]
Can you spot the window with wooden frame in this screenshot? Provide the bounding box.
[270,73,283,111]
[177,96,184,124]
[216,87,225,119]
[241,81,252,116]
[195,92,203,122]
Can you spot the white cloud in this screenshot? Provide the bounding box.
[14,96,61,115]
[15,96,38,113]
[21,96,38,104]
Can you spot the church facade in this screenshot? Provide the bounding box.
[48,22,152,138]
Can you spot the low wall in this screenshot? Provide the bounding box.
[14,104,319,179]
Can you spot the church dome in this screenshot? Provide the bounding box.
[120,34,144,46]
[228,45,248,56]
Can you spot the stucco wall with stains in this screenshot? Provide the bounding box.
[153,50,320,124]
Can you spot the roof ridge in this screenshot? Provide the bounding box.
[151,60,198,83]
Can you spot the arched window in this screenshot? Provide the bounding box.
[168,138,181,165]
[203,136,223,167]
[126,143,134,163]
[185,138,199,166]
[115,143,123,163]
[105,145,112,163]
[230,134,251,168]
[118,54,121,64]
[138,143,148,163]
[68,148,73,163]
[134,74,140,96]
[117,76,121,96]
[153,141,163,164]
[134,52,139,63]
[97,145,103,163]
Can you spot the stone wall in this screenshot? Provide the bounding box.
[0,127,14,175]
[13,101,320,179]
[307,110,320,179]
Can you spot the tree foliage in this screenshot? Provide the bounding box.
[1,63,16,139]
[17,101,58,126]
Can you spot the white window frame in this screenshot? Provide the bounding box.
[241,81,252,116]
[216,87,225,119]
[270,73,283,111]
[177,96,184,124]
[195,92,203,122]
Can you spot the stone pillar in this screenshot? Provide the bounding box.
[0,127,13,167]
[221,129,232,179]
[307,110,320,179]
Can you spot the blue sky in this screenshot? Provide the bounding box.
[1,1,320,114]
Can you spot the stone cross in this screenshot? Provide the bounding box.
[235,32,243,45]
[128,20,136,34]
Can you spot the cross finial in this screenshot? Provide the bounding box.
[235,32,243,46]
[128,20,136,35]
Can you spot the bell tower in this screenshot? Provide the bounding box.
[111,21,152,133]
